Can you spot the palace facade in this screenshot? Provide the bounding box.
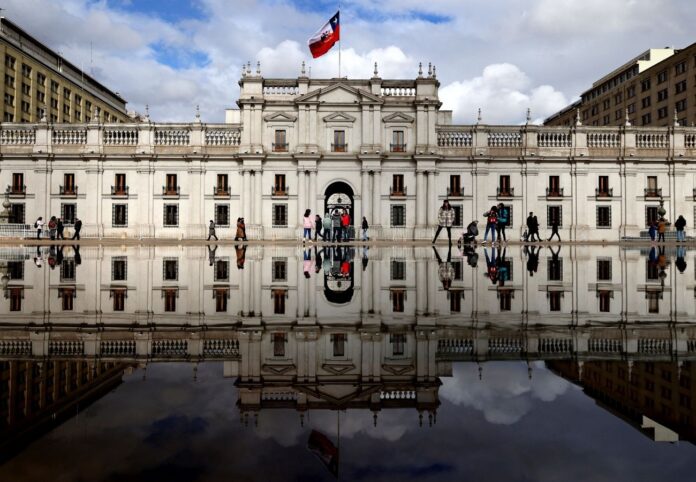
[2,65,696,240]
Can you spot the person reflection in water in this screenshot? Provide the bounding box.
[33,246,43,268]
[496,247,509,287]
[676,246,687,274]
[525,245,539,277]
[484,247,498,284]
[303,248,312,278]
[433,245,454,290]
[235,244,246,269]
[362,246,369,271]
[208,245,218,266]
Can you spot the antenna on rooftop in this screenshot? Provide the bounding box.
[90,41,93,76]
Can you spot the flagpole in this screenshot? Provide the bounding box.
[338,3,341,78]
[337,409,341,480]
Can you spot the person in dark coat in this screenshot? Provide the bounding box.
[56,218,65,240]
[71,218,82,240]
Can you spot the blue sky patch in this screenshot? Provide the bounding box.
[105,0,208,23]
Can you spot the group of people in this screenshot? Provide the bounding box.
[33,244,81,268]
[648,216,689,243]
[35,216,82,240]
[304,209,368,243]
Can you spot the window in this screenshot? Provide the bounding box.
[60,288,75,311]
[641,96,651,109]
[21,83,30,95]
[163,204,179,226]
[74,94,82,104]
[214,259,229,281]
[641,79,651,92]
[548,257,563,281]
[627,85,636,98]
[272,332,286,356]
[163,289,177,312]
[214,288,228,312]
[390,333,406,356]
[391,174,405,195]
[63,173,75,194]
[614,93,622,104]
[114,173,127,194]
[273,130,287,152]
[452,205,463,227]
[646,176,659,197]
[499,289,512,311]
[627,103,635,114]
[63,87,71,99]
[272,258,287,282]
[391,130,405,152]
[112,289,126,311]
[165,174,178,195]
[61,204,76,225]
[676,80,687,94]
[547,205,562,227]
[657,70,667,84]
[657,89,668,102]
[273,290,286,314]
[50,97,58,109]
[549,291,562,311]
[646,206,659,227]
[21,100,29,114]
[11,173,24,193]
[615,109,622,121]
[60,259,76,282]
[9,287,22,312]
[332,130,346,152]
[331,333,346,357]
[215,174,229,195]
[676,99,687,112]
[449,175,462,196]
[391,289,405,313]
[597,259,612,281]
[642,113,652,125]
[4,74,14,88]
[647,291,660,313]
[548,175,560,195]
[4,54,15,69]
[273,174,286,195]
[676,61,687,75]
[272,204,288,227]
[112,204,128,227]
[450,290,463,312]
[163,259,178,281]
[391,259,406,280]
[112,257,127,281]
[8,204,24,224]
[4,93,13,107]
[591,105,598,116]
[215,204,230,227]
[602,115,610,125]
[62,104,70,115]
[37,72,46,86]
[597,206,612,228]
[390,205,406,227]
[8,261,24,280]
[598,176,610,196]
[602,99,610,110]
[657,106,668,119]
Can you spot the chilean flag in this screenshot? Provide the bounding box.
[308,11,340,59]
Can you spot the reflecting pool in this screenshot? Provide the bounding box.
[1,244,696,481]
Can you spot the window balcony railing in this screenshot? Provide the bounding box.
[390,186,407,197]
[545,187,564,199]
[595,187,613,198]
[446,187,463,198]
[111,186,129,196]
[331,143,348,152]
[644,188,662,199]
[213,186,230,197]
[162,186,180,197]
[496,187,514,198]
[272,186,289,197]
[59,185,78,197]
[272,142,288,152]
[7,185,26,197]
[390,143,406,152]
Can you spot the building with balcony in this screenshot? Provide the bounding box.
[1,64,696,240]
[0,17,129,123]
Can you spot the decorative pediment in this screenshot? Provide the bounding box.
[296,383,381,407]
[382,112,415,124]
[262,363,296,374]
[381,363,414,375]
[263,112,297,122]
[321,362,356,375]
[322,112,356,123]
[295,82,383,105]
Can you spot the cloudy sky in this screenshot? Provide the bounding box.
[3,0,694,123]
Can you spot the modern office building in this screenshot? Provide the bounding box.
[545,44,696,127]
[0,17,129,123]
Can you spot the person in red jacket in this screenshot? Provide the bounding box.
[340,210,351,241]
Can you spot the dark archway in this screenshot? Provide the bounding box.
[324,181,354,219]
[323,245,354,304]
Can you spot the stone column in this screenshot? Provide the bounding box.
[416,170,426,227]
[416,258,426,315]
[242,170,251,222]
[253,170,262,227]
[297,170,306,232]
[426,171,437,228]
[372,170,382,227]
[309,169,317,218]
[361,169,371,221]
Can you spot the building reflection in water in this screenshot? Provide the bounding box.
[0,244,696,456]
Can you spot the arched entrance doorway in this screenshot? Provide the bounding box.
[323,245,354,304]
[324,181,354,219]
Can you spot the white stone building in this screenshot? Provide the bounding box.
[2,65,696,240]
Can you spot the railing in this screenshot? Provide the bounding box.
[162,186,180,197]
[0,340,31,355]
[437,338,474,355]
[538,338,573,353]
[203,339,240,357]
[595,187,613,198]
[155,129,190,146]
[214,186,230,197]
[390,143,406,152]
[48,340,84,356]
[637,132,668,149]
[446,187,463,197]
[101,340,136,356]
[489,338,522,353]
[538,131,571,148]
[59,185,78,196]
[588,339,622,353]
[331,143,348,152]
[437,129,472,147]
[262,85,299,95]
[152,339,188,356]
[546,187,564,198]
[0,126,35,144]
[53,128,86,145]
[497,187,514,198]
[637,338,671,354]
[271,186,289,197]
[380,390,416,400]
[104,128,138,145]
[644,188,662,198]
[488,131,521,147]
[111,186,129,196]
[588,132,621,148]
[389,186,407,197]
[7,185,26,196]
[272,142,288,152]
[381,87,416,96]
[205,127,242,146]
[686,134,696,149]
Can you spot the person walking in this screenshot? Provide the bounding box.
[526,212,539,241]
[207,220,218,241]
[496,203,509,243]
[483,206,498,244]
[303,209,313,242]
[234,218,247,241]
[35,217,44,239]
[314,214,323,241]
[548,219,561,242]
[48,216,57,240]
[322,212,332,241]
[648,220,657,241]
[675,215,687,242]
[71,218,82,240]
[361,216,369,241]
[56,218,65,240]
[657,218,667,242]
[340,210,351,241]
[432,200,455,244]
[331,209,342,242]
[433,245,454,291]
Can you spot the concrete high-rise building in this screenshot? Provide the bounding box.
[545,45,696,127]
[0,17,129,123]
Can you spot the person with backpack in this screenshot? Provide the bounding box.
[314,214,323,241]
[48,216,57,240]
[71,218,82,240]
[483,206,498,244]
[675,215,687,242]
[35,217,44,239]
[648,220,657,241]
[340,210,351,241]
[496,203,509,242]
[331,210,342,242]
[56,218,65,240]
[361,216,369,241]
[432,200,455,244]
[323,212,332,241]
[458,220,479,247]
[657,218,667,242]
[303,209,313,242]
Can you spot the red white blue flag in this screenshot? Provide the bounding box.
[308,11,340,59]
